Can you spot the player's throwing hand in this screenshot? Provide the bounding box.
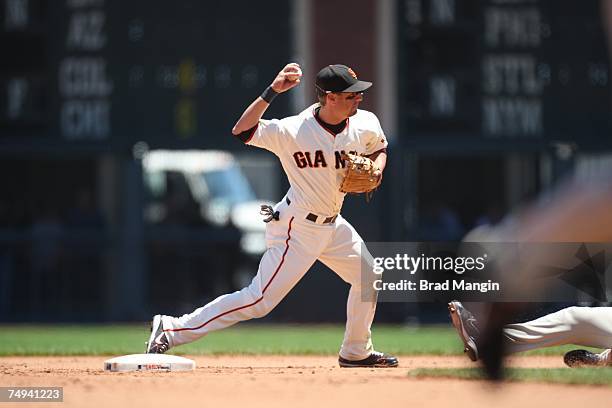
[271,63,302,93]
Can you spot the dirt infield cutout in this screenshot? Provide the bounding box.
[2,355,611,408]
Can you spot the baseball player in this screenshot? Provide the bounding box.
[146,63,398,368]
[449,301,612,367]
[470,2,612,376]
[456,176,612,378]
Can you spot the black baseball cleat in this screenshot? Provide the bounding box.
[448,301,480,362]
[146,315,170,354]
[338,351,399,368]
[564,349,606,368]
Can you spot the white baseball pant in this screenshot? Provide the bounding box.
[160,198,378,360]
[503,306,612,362]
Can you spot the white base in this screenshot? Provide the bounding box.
[104,354,196,372]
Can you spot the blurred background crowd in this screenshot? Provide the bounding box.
[0,0,611,323]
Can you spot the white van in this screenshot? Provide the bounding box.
[142,150,271,255]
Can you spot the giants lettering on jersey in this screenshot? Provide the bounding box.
[293,150,357,169]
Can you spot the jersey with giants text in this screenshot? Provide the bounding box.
[245,104,388,215]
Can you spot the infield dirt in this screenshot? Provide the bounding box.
[1,355,611,408]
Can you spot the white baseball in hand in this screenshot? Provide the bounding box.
[271,63,302,93]
[284,63,302,82]
[285,67,302,82]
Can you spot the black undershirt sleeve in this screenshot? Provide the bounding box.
[234,124,258,143]
[368,148,387,157]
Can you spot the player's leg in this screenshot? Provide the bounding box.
[503,306,612,355]
[156,216,327,349]
[318,215,396,366]
[449,302,612,366]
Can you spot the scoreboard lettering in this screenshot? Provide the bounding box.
[0,0,291,151]
[399,0,612,150]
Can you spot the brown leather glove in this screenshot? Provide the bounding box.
[339,153,381,195]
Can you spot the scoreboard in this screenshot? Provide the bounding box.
[398,0,612,151]
[3,0,610,153]
[0,0,291,152]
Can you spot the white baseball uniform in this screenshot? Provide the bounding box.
[502,306,612,363]
[159,103,388,360]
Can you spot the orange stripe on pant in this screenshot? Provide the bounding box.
[164,216,295,333]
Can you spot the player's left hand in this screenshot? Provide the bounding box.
[271,63,302,93]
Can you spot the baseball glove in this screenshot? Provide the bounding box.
[339,153,381,197]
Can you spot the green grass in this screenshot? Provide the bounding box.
[410,367,612,386]
[0,324,456,356]
[0,324,600,357]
